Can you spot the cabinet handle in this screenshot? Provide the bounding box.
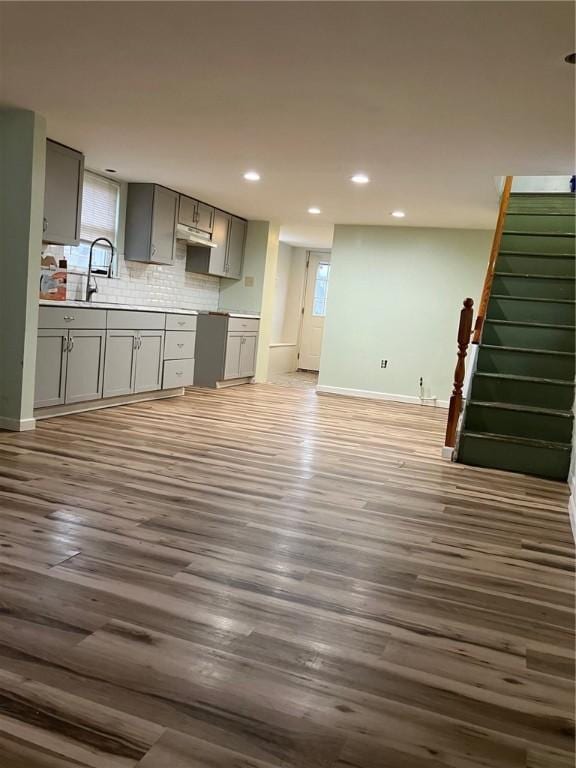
[43,217,47,233]
[151,244,157,257]
[176,370,183,376]
[68,337,74,352]
[177,343,184,348]
[63,315,74,322]
[177,320,186,326]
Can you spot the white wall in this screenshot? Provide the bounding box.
[318,225,492,405]
[268,244,307,376]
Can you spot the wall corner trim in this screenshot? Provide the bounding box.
[316,385,449,409]
[0,417,36,432]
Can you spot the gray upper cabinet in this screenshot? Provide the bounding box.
[125,184,177,265]
[185,209,246,279]
[43,140,84,246]
[178,195,214,234]
[225,216,246,280]
[65,330,105,404]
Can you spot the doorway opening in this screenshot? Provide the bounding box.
[267,248,331,390]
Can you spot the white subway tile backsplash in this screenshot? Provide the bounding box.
[43,241,219,311]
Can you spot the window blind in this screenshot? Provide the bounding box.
[79,171,119,244]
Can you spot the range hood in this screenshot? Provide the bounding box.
[175,224,218,248]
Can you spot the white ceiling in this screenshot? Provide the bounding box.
[1,2,574,248]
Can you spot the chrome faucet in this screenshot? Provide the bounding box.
[86,237,115,302]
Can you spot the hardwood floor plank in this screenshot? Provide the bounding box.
[0,385,572,768]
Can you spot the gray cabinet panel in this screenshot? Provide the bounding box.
[225,216,246,279]
[224,334,242,380]
[151,186,178,265]
[165,314,197,332]
[164,331,196,360]
[239,335,257,378]
[35,330,68,408]
[103,330,137,397]
[38,306,107,330]
[43,140,84,246]
[65,330,105,404]
[187,209,228,277]
[163,358,195,388]
[135,331,164,393]
[178,195,197,228]
[196,202,214,234]
[125,184,177,264]
[107,310,165,330]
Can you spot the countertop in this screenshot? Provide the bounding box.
[39,300,199,316]
[38,301,261,320]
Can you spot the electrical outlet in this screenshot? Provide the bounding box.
[381,359,388,369]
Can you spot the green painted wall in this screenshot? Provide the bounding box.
[0,108,46,429]
[318,225,492,404]
[219,221,277,314]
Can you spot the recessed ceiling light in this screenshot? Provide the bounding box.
[391,210,406,218]
[308,207,321,215]
[565,53,576,64]
[243,171,261,181]
[105,168,117,173]
[351,173,370,185]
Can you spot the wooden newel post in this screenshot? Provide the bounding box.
[445,298,474,448]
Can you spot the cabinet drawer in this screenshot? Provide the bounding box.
[228,317,260,333]
[107,310,165,330]
[38,306,107,329]
[163,358,195,388]
[165,313,197,332]
[164,331,196,360]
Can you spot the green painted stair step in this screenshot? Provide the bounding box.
[471,372,575,411]
[497,252,575,277]
[487,295,575,325]
[492,273,575,300]
[482,319,575,352]
[507,193,576,216]
[504,213,576,236]
[500,233,575,256]
[476,345,575,381]
[465,401,573,443]
[458,432,571,480]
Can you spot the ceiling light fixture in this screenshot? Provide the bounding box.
[105,168,117,173]
[243,171,261,181]
[564,53,576,64]
[391,211,406,218]
[308,207,321,215]
[351,173,370,185]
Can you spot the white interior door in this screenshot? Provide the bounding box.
[298,251,331,371]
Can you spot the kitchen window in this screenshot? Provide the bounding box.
[312,262,330,317]
[66,171,120,274]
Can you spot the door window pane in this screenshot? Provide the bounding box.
[312,262,330,317]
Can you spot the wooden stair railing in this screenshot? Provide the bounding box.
[445,298,474,449]
[472,175,513,344]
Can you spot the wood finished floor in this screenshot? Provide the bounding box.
[0,384,573,768]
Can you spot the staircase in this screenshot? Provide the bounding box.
[458,192,575,480]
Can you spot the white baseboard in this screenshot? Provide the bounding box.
[0,416,36,432]
[441,446,455,460]
[316,385,449,409]
[569,469,576,544]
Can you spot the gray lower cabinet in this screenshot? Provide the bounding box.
[239,334,258,377]
[103,329,164,397]
[43,140,84,246]
[125,184,178,265]
[134,331,164,393]
[195,314,259,387]
[224,335,243,380]
[35,329,68,407]
[65,330,106,403]
[35,328,104,408]
[103,330,137,397]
